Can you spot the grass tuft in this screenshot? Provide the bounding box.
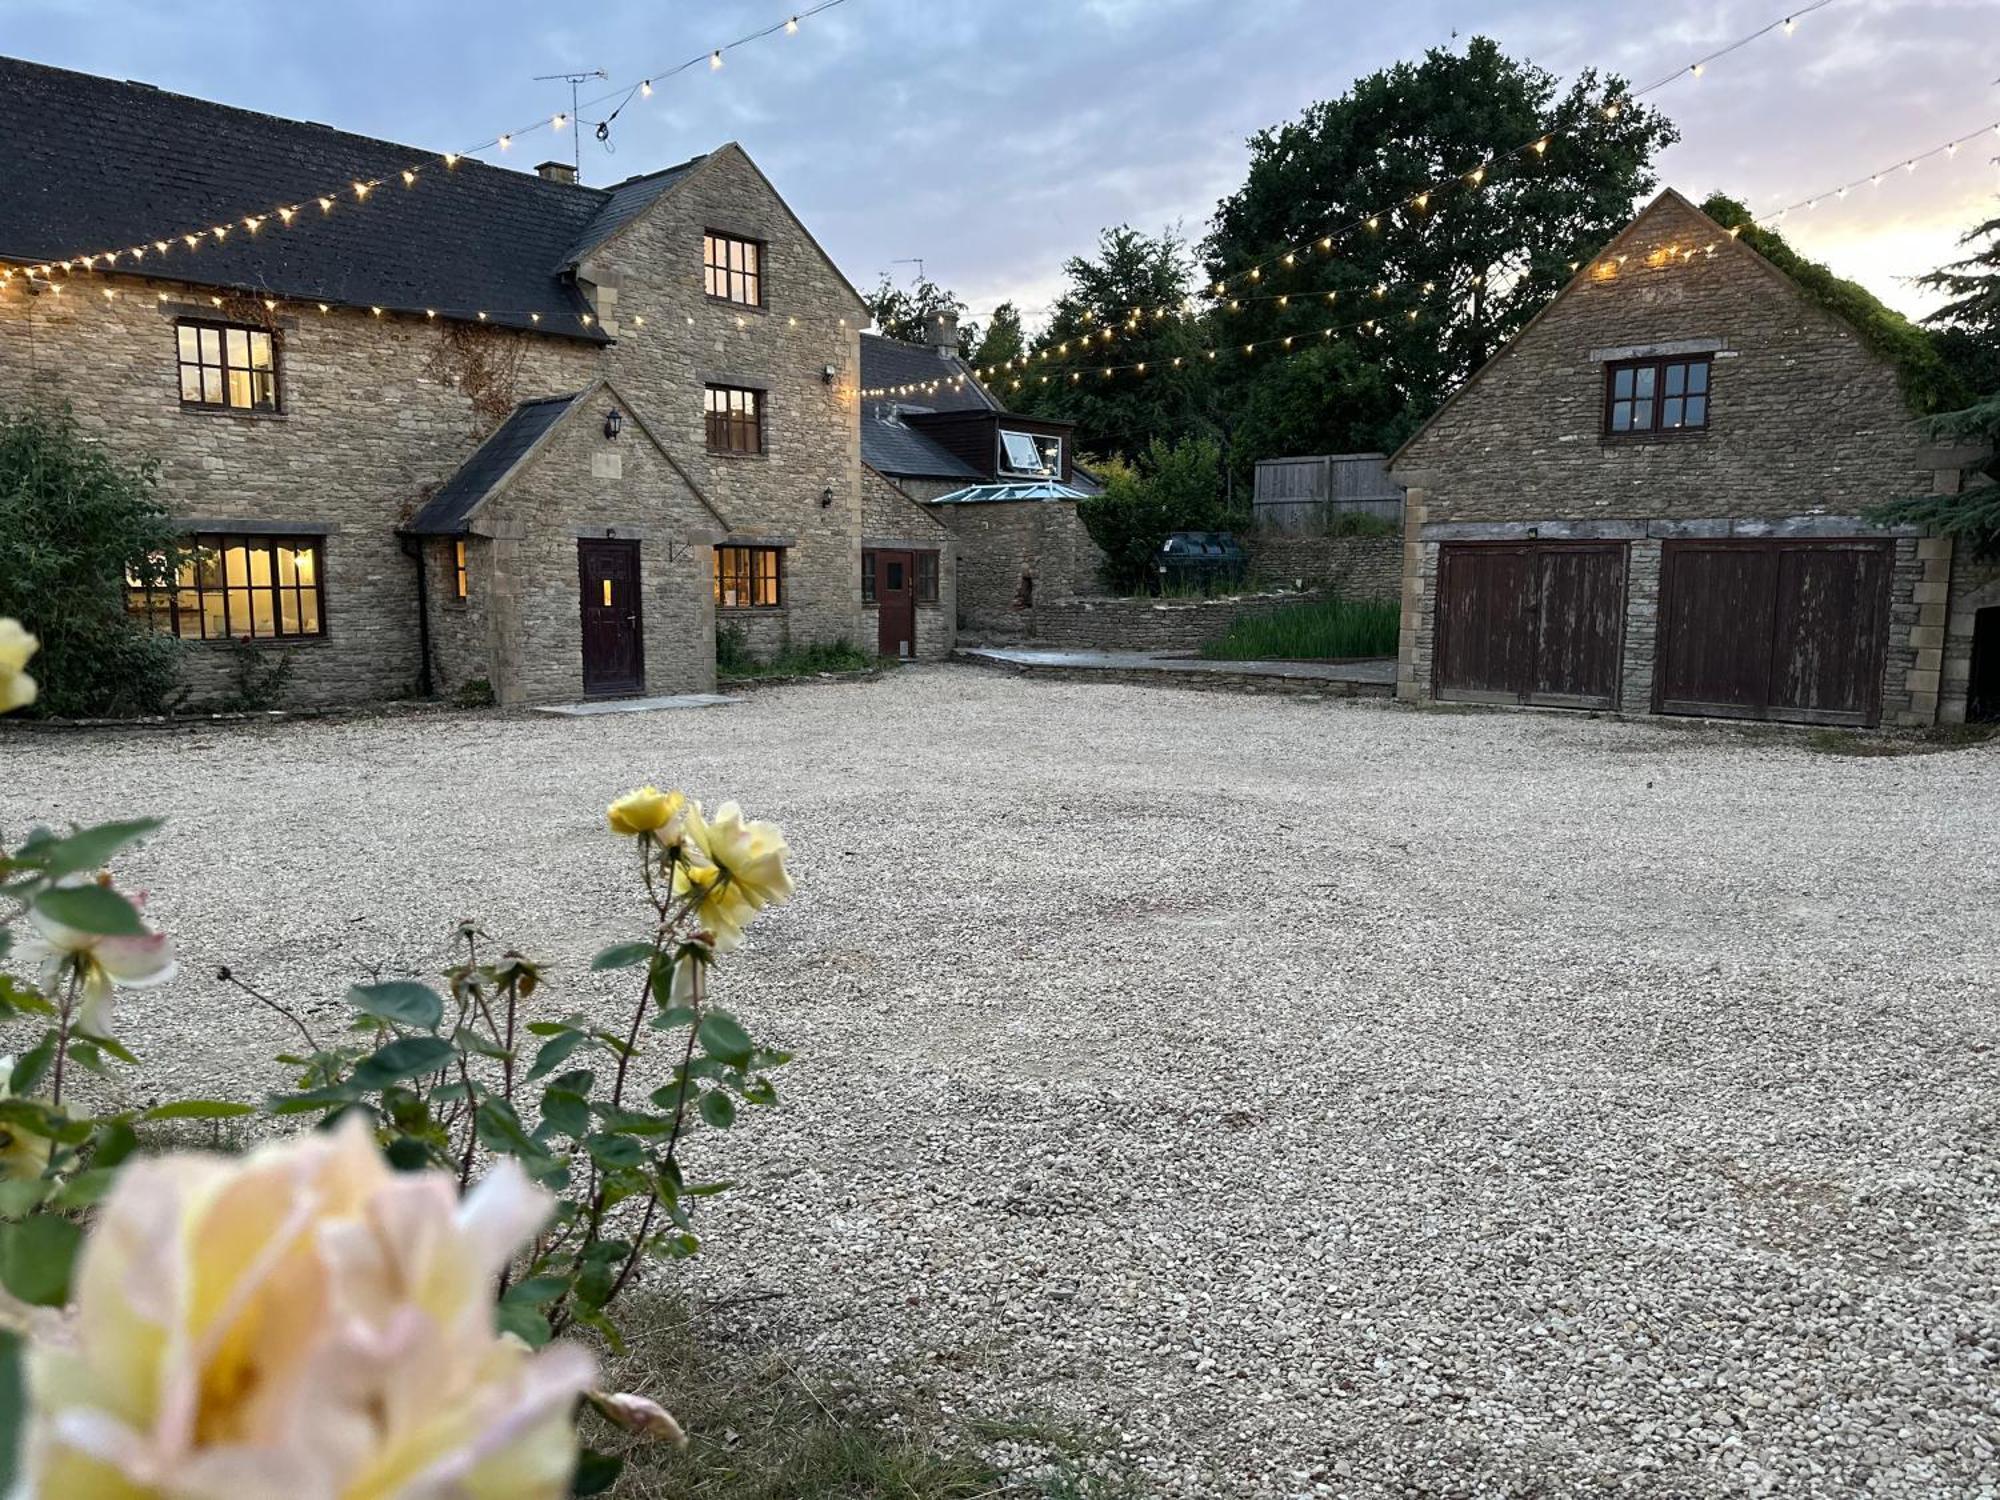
[717,630,876,681]
[1804,722,1999,757]
[1202,597,1399,661]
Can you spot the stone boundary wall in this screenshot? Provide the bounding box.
[957,653,1392,700]
[1246,533,1402,600]
[1019,590,1315,653]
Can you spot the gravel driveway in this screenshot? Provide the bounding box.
[5,666,1997,1498]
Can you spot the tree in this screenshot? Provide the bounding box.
[1866,200,2000,556]
[864,273,978,353]
[1204,36,1677,467]
[966,302,1024,370]
[1008,226,1215,463]
[0,405,186,717]
[1076,435,1233,593]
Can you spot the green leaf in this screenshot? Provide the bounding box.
[351,1037,455,1090]
[525,1031,585,1082]
[583,1133,645,1170]
[268,1084,361,1116]
[93,1121,139,1169]
[696,1013,754,1068]
[0,1329,22,1494]
[589,942,655,972]
[36,819,163,881]
[9,1037,55,1099]
[496,1300,553,1350]
[90,1034,140,1067]
[539,1089,590,1141]
[385,1136,430,1172]
[0,1215,81,1307]
[502,1275,572,1306]
[347,981,444,1032]
[571,1448,624,1496]
[0,1182,49,1221]
[140,1100,255,1121]
[0,1100,91,1147]
[649,1005,698,1032]
[698,1090,737,1130]
[31,884,143,937]
[0,978,54,1019]
[476,1099,548,1162]
[49,1169,118,1210]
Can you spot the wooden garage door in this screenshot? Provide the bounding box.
[1434,542,1627,709]
[1655,539,1891,726]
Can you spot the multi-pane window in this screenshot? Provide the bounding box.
[998,429,1062,477]
[714,545,781,608]
[704,232,762,306]
[705,385,764,455]
[125,535,325,640]
[453,540,469,601]
[915,551,939,603]
[1605,356,1710,435]
[177,321,279,411]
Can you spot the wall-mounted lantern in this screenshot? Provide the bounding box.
[604,408,624,439]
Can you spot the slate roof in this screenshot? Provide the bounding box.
[405,392,584,534]
[860,414,982,481]
[0,55,711,338]
[859,333,997,414]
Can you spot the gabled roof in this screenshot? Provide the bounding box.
[0,55,686,338]
[860,333,999,414]
[1389,187,1881,469]
[405,394,585,534]
[860,413,983,481]
[404,378,729,535]
[558,158,707,271]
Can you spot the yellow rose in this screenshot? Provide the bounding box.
[0,1056,51,1182]
[673,800,794,953]
[21,1115,595,1497]
[0,617,38,713]
[605,785,687,839]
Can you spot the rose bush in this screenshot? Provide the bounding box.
[0,618,796,1495]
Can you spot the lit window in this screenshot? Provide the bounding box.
[125,535,325,640]
[705,385,764,455]
[714,545,781,608]
[1606,356,1709,435]
[176,320,279,411]
[999,429,1062,477]
[703,232,762,306]
[453,539,468,600]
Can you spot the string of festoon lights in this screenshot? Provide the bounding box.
[0,0,848,315]
[923,0,1834,343]
[1761,118,2000,222]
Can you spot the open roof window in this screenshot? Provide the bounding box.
[999,429,1062,478]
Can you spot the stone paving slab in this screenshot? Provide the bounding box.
[530,693,740,717]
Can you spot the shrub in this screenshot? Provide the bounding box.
[1077,436,1237,594]
[0,629,796,1491]
[1201,597,1400,660]
[0,406,186,717]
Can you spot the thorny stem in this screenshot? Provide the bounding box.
[50,966,78,1107]
[606,956,707,1311]
[219,969,321,1053]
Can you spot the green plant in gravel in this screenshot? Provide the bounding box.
[0,624,800,1494]
[0,406,189,719]
[719,636,874,678]
[1202,597,1400,660]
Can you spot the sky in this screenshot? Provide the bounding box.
[8,0,1997,331]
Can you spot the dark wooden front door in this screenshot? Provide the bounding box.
[1655,539,1890,726]
[1434,542,1627,709]
[577,539,644,696]
[874,550,915,659]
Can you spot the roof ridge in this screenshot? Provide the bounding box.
[0,53,611,203]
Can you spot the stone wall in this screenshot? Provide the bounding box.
[1392,190,1954,727]
[861,464,955,660]
[1943,553,2000,725]
[1245,533,1401,600]
[1017,590,1316,654]
[931,498,1107,632]
[0,142,866,710]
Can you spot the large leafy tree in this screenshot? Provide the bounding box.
[966,302,1024,370]
[1204,36,1676,466]
[1008,226,1215,462]
[864,273,978,353]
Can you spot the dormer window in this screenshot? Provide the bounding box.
[999,429,1062,478]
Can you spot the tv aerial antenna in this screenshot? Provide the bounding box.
[532,69,609,176]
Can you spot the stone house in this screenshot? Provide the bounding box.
[1390,188,1990,728]
[0,55,888,707]
[860,327,1107,634]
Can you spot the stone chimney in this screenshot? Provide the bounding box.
[930,312,960,360]
[535,160,577,185]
